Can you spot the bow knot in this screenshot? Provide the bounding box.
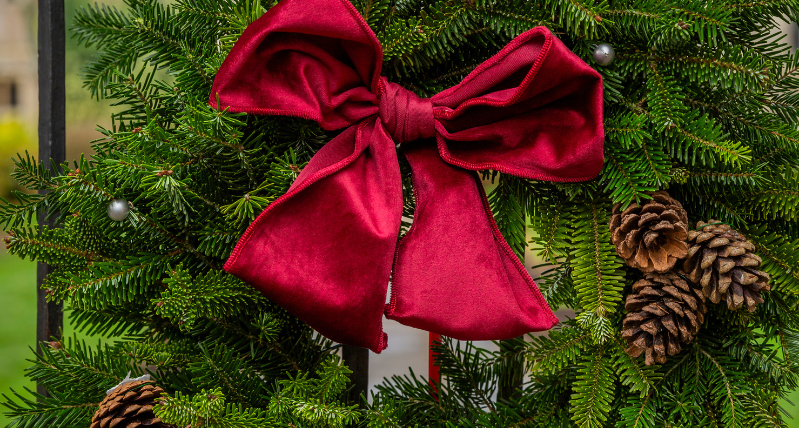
[211,0,605,353]
[378,78,435,145]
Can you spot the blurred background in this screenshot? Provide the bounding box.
[0,0,798,425]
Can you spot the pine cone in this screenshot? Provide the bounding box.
[91,380,169,428]
[610,191,690,273]
[622,272,706,365]
[682,220,770,312]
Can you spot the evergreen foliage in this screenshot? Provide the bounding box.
[2,0,799,427]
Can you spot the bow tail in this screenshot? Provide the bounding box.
[224,120,402,353]
[386,142,559,339]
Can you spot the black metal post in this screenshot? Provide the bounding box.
[342,345,369,405]
[36,0,66,398]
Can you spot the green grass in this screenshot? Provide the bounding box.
[0,250,36,428]
[0,250,110,427]
[790,390,799,428]
[0,249,798,426]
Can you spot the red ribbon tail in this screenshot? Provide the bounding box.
[223,122,400,352]
[387,142,559,340]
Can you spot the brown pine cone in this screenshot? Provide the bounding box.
[682,220,770,312]
[91,380,169,428]
[610,191,690,273]
[623,271,706,365]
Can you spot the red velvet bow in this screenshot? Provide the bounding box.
[211,0,604,353]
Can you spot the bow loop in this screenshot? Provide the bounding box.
[209,0,383,129]
[378,78,435,145]
[431,28,604,182]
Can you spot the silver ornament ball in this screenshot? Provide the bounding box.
[107,198,131,222]
[593,43,615,66]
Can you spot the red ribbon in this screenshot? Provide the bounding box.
[211,0,604,353]
[429,332,441,396]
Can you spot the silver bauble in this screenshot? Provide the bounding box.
[593,43,615,66]
[107,198,131,222]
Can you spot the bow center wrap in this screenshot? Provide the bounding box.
[210,0,604,353]
[378,78,435,145]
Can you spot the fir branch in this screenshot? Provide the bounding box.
[571,199,625,343]
[741,225,799,293]
[698,347,740,427]
[570,345,614,428]
[488,175,530,261]
[434,339,497,413]
[611,337,660,398]
[527,326,591,373]
[156,389,277,428]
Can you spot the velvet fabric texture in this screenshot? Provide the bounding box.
[211,0,605,353]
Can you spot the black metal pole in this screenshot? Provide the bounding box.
[342,345,369,405]
[36,0,66,398]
